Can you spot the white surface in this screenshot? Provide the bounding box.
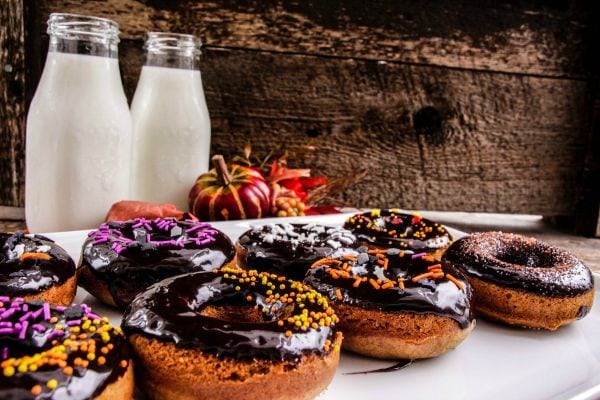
[26,51,132,232]
[45,214,600,400]
[130,65,211,210]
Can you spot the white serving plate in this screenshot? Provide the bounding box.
[44,213,600,400]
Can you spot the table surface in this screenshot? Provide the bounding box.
[1,211,598,272]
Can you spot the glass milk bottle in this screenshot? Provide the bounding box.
[26,13,132,232]
[130,32,211,210]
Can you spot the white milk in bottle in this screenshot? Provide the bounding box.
[130,32,210,211]
[26,14,132,232]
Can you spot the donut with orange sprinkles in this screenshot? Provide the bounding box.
[0,297,133,399]
[122,268,342,400]
[344,209,452,257]
[305,247,474,359]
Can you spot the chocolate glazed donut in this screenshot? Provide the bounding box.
[344,209,452,256]
[78,218,236,309]
[443,232,595,330]
[236,223,357,280]
[0,232,76,306]
[305,248,474,359]
[122,268,343,400]
[0,298,133,399]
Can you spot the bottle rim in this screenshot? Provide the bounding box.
[144,32,202,54]
[48,13,120,42]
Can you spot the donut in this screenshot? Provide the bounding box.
[236,223,357,280]
[304,247,474,359]
[442,232,595,330]
[122,268,342,400]
[0,297,133,399]
[78,217,236,309]
[0,232,76,306]
[344,209,452,256]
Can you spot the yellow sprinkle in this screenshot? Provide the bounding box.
[3,366,15,377]
[47,379,58,389]
[86,353,95,361]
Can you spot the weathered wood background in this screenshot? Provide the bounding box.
[1,0,599,234]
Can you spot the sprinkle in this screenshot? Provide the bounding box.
[43,303,51,320]
[20,252,51,261]
[46,379,58,389]
[446,274,464,290]
[411,252,427,259]
[368,278,380,289]
[412,272,434,282]
[335,289,343,300]
[31,385,42,395]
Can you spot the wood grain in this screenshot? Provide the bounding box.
[39,0,593,78]
[0,0,26,207]
[114,42,592,215]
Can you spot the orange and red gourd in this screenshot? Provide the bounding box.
[188,155,271,221]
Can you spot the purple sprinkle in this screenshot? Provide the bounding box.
[1,309,16,319]
[0,322,11,327]
[10,302,21,309]
[22,304,28,313]
[13,298,24,303]
[19,312,32,322]
[32,324,46,332]
[55,306,66,312]
[0,328,15,334]
[2,347,8,360]
[67,320,81,326]
[0,296,10,302]
[47,329,64,340]
[42,303,51,320]
[86,312,102,321]
[18,321,28,340]
[0,308,5,313]
[31,308,44,319]
[14,323,21,330]
[411,252,427,259]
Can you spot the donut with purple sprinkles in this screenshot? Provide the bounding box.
[0,297,133,399]
[78,218,236,308]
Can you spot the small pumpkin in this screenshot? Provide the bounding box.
[188,155,271,221]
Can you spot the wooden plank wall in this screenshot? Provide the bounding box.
[2,0,599,233]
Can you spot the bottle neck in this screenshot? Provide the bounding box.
[47,13,120,59]
[49,36,118,59]
[143,32,202,71]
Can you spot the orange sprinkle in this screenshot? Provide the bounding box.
[427,264,442,271]
[397,279,405,289]
[119,360,128,368]
[383,258,389,269]
[285,330,293,337]
[20,252,51,261]
[367,249,387,254]
[381,281,394,289]
[446,274,464,290]
[342,255,357,262]
[422,255,435,262]
[352,278,362,288]
[246,295,253,302]
[97,356,106,365]
[335,289,343,300]
[31,385,42,395]
[376,259,385,266]
[412,272,434,282]
[432,272,445,279]
[368,278,380,289]
[63,366,73,376]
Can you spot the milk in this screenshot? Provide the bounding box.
[130,65,211,210]
[26,51,132,232]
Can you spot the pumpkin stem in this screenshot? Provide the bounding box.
[212,155,233,186]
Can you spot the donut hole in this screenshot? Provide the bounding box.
[200,303,295,324]
[495,246,556,269]
[201,305,266,324]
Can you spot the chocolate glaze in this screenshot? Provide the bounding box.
[0,232,75,296]
[122,269,339,362]
[304,248,473,328]
[79,218,235,309]
[0,299,129,400]
[237,223,357,280]
[442,232,594,297]
[344,210,452,251]
[345,359,413,375]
